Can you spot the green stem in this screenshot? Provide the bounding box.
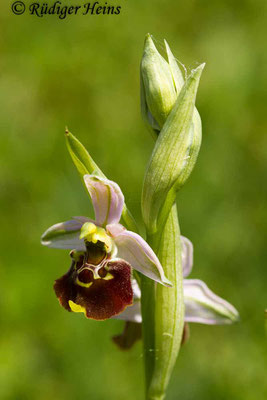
[141,275,156,393]
[141,217,168,395]
[148,204,184,399]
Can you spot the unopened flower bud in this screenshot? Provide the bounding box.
[140,34,177,134]
[142,63,205,233]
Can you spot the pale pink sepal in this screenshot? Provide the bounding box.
[184,279,239,325]
[116,279,239,325]
[181,236,193,278]
[41,217,91,250]
[83,175,124,227]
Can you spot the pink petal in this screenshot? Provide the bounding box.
[107,225,172,286]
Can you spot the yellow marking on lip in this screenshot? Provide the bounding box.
[75,277,93,288]
[69,300,86,314]
[103,272,114,281]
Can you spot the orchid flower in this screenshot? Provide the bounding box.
[41,174,171,320]
[115,236,239,326]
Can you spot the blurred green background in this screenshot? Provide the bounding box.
[0,0,266,399]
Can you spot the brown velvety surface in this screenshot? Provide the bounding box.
[54,259,133,320]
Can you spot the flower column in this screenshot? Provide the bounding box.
[140,34,204,399]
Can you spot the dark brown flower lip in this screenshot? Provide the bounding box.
[54,255,134,321]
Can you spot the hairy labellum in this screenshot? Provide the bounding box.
[54,246,133,320]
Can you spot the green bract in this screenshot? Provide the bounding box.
[142,63,205,234]
[65,129,138,233]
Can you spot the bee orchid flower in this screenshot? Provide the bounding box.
[41,174,171,320]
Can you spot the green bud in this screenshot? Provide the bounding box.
[142,63,205,234]
[140,36,204,235]
[140,34,177,134]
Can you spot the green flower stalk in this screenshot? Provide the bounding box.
[146,204,183,400]
[140,34,204,399]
